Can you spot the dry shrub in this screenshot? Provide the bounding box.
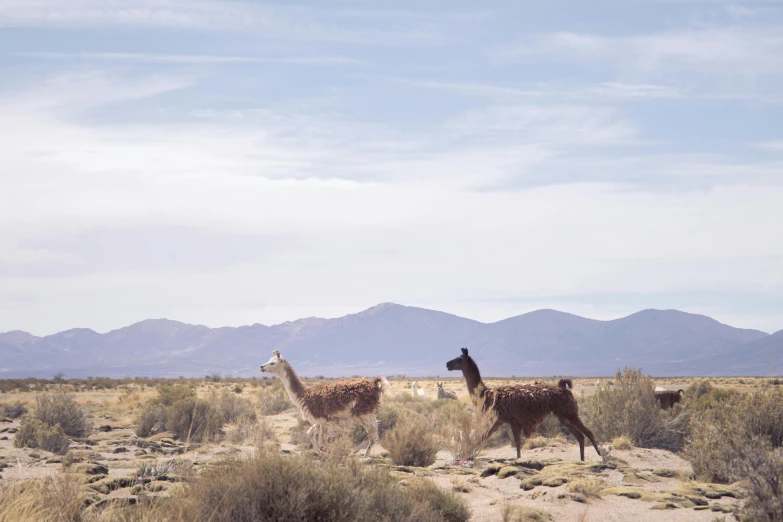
[685,386,783,483]
[0,475,84,522]
[256,383,291,415]
[435,399,497,461]
[208,389,257,424]
[165,397,224,443]
[34,392,92,437]
[228,415,276,445]
[108,452,469,522]
[536,414,567,438]
[1,400,28,419]
[135,385,224,442]
[580,367,687,450]
[611,435,633,450]
[501,503,553,522]
[383,412,439,467]
[135,403,167,437]
[14,419,70,454]
[566,478,608,499]
[730,438,783,522]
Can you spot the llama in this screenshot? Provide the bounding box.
[411,381,426,397]
[654,389,684,410]
[436,382,458,400]
[446,347,600,461]
[260,350,389,456]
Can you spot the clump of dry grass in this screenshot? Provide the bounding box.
[566,478,608,500]
[208,389,257,424]
[134,384,224,442]
[434,399,498,461]
[501,503,553,522]
[0,475,85,522]
[1,400,28,419]
[255,383,291,415]
[228,415,276,446]
[611,435,633,450]
[383,413,439,467]
[105,452,470,522]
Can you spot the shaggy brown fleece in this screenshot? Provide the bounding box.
[654,390,684,410]
[446,347,600,461]
[279,362,386,419]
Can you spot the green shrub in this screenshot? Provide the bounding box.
[14,419,70,454]
[383,413,439,467]
[33,392,92,438]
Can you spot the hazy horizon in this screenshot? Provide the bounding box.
[2,1,782,336]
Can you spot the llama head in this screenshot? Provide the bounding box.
[260,350,285,376]
[446,347,471,372]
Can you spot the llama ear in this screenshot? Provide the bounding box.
[273,350,281,359]
[461,347,468,356]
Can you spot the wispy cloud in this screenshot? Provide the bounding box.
[0,0,471,45]
[14,51,361,65]
[389,77,681,101]
[494,28,783,71]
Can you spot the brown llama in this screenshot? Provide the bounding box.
[654,389,684,410]
[260,350,389,456]
[436,382,458,400]
[446,347,600,461]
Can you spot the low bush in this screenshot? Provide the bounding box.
[730,438,783,522]
[209,389,257,424]
[383,412,439,467]
[33,392,92,438]
[685,385,783,483]
[107,452,469,522]
[580,368,686,450]
[135,403,167,437]
[434,399,497,461]
[165,397,224,443]
[13,419,70,454]
[1,400,28,419]
[256,384,291,415]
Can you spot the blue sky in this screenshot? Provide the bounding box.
[1,0,782,335]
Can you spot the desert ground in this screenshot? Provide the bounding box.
[0,375,774,521]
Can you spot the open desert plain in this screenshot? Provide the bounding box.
[1,372,778,521]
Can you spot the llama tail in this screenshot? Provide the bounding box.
[558,378,573,390]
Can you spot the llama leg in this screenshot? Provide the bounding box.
[307,423,322,452]
[569,417,601,457]
[484,419,505,444]
[557,417,587,461]
[359,415,379,457]
[511,424,522,459]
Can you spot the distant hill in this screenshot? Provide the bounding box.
[0,303,778,378]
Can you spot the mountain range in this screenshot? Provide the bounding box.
[1,303,780,378]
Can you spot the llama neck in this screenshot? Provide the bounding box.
[278,361,307,406]
[462,359,487,400]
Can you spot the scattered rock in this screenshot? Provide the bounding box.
[652,468,679,478]
[480,463,504,477]
[98,425,113,432]
[651,502,679,510]
[113,447,128,454]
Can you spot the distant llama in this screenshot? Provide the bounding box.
[436,382,458,400]
[446,347,600,461]
[411,381,426,397]
[260,351,389,456]
[654,389,684,410]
